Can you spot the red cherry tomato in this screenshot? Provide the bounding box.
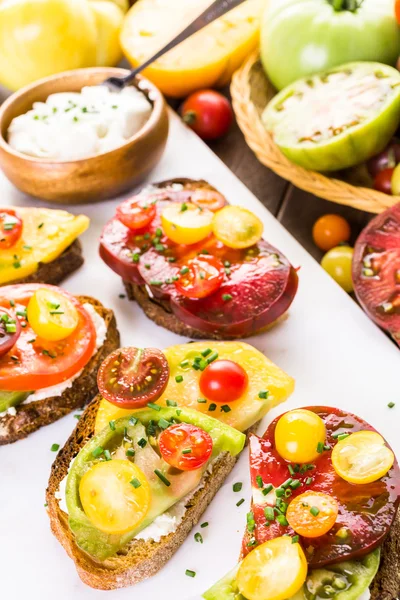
[158,423,213,471]
[367,141,400,178]
[116,196,156,230]
[97,347,169,408]
[373,168,394,195]
[0,308,21,358]
[0,209,23,249]
[199,359,248,404]
[312,214,351,252]
[190,189,227,212]
[180,90,233,141]
[174,255,224,299]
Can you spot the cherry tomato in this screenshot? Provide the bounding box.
[79,460,151,535]
[367,140,400,178]
[180,90,233,141]
[332,431,394,485]
[190,189,226,212]
[199,359,248,404]
[0,209,23,249]
[116,196,156,230]
[161,202,213,245]
[0,308,21,358]
[97,347,169,409]
[159,423,213,471]
[321,246,354,293]
[312,214,351,252]
[274,409,326,464]
[373,168,394,195]
[237,536,307,600]
[27,288,79,342]
[286,491,339,538]
[212,206,263,249]
[174,255,224,299]
[396,0,400,25]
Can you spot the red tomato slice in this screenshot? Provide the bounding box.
[0,284,96,391]
[0,307,21,358]
[97,347,169,408]
[116,196,156,230]
[0,209,23,249]
[174,255,224,299]
[242,407,400,568]
[159,423,213,471]
[199,359,248,403]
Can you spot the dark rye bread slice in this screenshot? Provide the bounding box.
[0,296,120,445]
[2,239,84,287]
[46,393,258,590]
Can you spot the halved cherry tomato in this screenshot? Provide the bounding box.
[199,359,248,403]
[274,409,326,464]
[287,491,339,538]
[312,214,351,252]
[0,209,23,249]
[374,168,394,195]
[174,255,224,299]
[332,431,394,485]
[97,347,169,409]
[212,206,263,249]
[116,196,156,230]
[161,202,213,245]
[79,459,151,535]
[237,536,307,600]
[158,423,213,471]
[190,189,226,212]
[27,288,79,342]
[0,308,21,358]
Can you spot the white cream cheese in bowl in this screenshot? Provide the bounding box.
[7,85,152,161]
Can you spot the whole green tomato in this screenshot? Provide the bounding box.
[261,0,400,91]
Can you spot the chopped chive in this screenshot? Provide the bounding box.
[221,405,231,413]
[201,348,212,357]
[281,478,293,489]
[180,203,188,212]
[246,511,255,532]
[306,477,313,485]
[185,569,196,578]
[176,409,182,416]
[316,441,324,453]
[50,443,59,452]
[288,464,295,476]
[236,498,245,507]
[180,359,190,368]
[292,535,299,544]
[38,223,44,229]
[154,469,171,486]
[129,416,138,426]
[5,323,16,333]
[233,482,242,492]
[182,448,192,455]
[256,475,263,488]
[158,418,170,430]
[138,438,147,448]
[92,446,104,458]
[208,403,216,412]
[200,522,208,528]
[74,414,81,420]
[275,487,285,498]
[207,351,218,364]
[155,228,162,237]
[197,398,207,404]
[290,480,301,490]
[324,444,331,451]
[130,478,142,488]
[388,402,396,408]
[194,532,203,543]
[276,514,289,526]
[147,402,161,411]
[175,375,183,383]
[150,280,163,286]
[154,244,165,252]
[222,294,232,302]
[166,399,178,407]
[109,420,116,431]
[126,448,135,457]
[258,390,269,399]
[180,266,189,275]
[263,484,273,496]
[104,449,111,461]
[264,506,275,521]
[310,506,320,517]
[337,433,350,441]
[132,253,140,263]
[9,299,15,307]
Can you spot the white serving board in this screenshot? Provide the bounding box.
[0,112,399,600]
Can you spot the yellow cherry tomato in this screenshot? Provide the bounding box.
[212,206,263,249]
[79,459,151,535]
[321,246,354,293]
[237,536,307,600]
[27,288,79,342]
[331,430,394,485]
[275,409,326,464]
[161,202,213,245]
[287,491,338,538]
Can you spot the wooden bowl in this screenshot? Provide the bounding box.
[0,68,169,204]
[231,52,399,214]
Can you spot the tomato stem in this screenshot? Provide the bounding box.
[182,110,197,125]
[328,0,364,11]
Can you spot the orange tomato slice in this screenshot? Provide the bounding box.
[286,491,339,538]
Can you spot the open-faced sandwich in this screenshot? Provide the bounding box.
[99,179,298,339]
[0,206,89,286]
[46,341,294,589]
[0,283,119,444]
[204,407,400,600]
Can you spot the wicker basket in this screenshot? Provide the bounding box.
[231,52,400,214]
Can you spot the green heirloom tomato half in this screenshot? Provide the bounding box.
[263,62,400,172]
[261,0,400,91]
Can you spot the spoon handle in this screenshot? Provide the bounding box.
[115,0,247,88]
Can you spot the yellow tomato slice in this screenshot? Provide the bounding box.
[275,409,326,464]
[79,459,151,535]
[27,288,79,341]
[212,206,263,249]
[161,202,213,245]
[331,430,394,485]
[287,491,338,538]
[236,536,307,600]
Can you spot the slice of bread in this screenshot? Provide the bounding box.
[46,394,257,590]
[370,512,400,600]
[2,239,84,287]
[0,296,120,445]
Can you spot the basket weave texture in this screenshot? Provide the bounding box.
[231,52,400,214]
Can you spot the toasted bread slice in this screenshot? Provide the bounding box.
[2,239,84,287]
[0,296,120,445]
[46,394,258,590]
[370,513,400,600]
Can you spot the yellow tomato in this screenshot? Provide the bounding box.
[236,536,307,600]
[161,203,213,245]
[287,491,338,538]
[212,206,263,249]
[27,288,79,342]
[331,431,394,485]
[275,409,326,464]
[89,0,125,67]
[79,459,151,535]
